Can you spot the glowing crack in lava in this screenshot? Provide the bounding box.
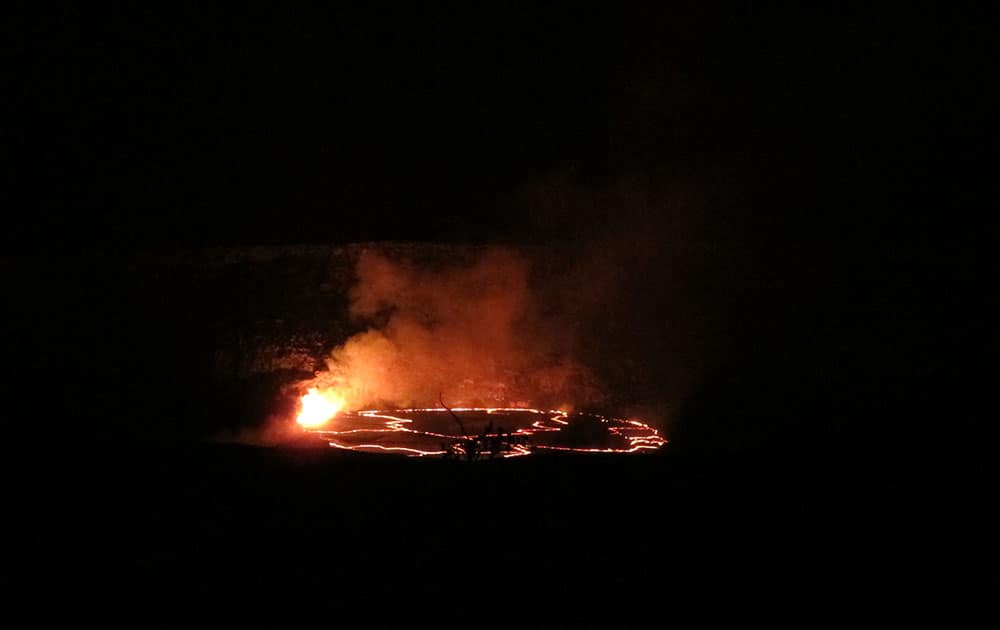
[294,398,666,458]
[295,387,345,428]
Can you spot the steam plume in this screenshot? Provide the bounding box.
[305,247,602,410]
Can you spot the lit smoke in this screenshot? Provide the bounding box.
[304,247,603,410]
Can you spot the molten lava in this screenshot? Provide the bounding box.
[295,403,667,457]
[295,387,345,428]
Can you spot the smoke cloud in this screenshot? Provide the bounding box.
[304,247,603,410]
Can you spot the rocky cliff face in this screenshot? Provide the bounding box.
[119,242,489,441]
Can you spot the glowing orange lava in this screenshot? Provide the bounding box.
[300,407,667,457]
[296,387,346,428]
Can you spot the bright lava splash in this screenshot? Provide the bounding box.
[296,387,346,428]
[297,406,667,458]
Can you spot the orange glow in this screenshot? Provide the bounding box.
[300,407,667,457]
[295,387,345,428]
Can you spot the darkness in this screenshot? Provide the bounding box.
[8,4,984,621]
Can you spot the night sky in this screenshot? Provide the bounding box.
[10,6,610,248]
[7,5,983,252]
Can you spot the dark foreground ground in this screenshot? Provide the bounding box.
[40,441,956,624]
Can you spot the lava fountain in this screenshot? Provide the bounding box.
[295,387,346,428]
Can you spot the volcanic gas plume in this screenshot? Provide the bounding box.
[297,247,602,427]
